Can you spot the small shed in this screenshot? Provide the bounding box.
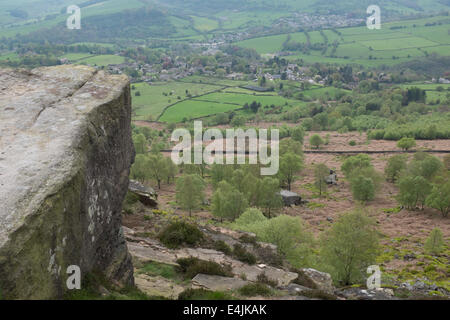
[128,180,158,207]
[278,190,302,206]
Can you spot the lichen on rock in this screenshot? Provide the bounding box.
[0,65,135,299]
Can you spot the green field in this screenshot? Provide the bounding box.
[191,16,219,32]
[396,82,450,103]
[194,92,300,107]
[159,100,242,122]
[60,53,95,61]
[178,75,251,87]
[235,15,450,66]
[133,76,313,123]
[0,0,145,38]
[76,54,125,66]
[156,88,309,123]
[132,81,225,121]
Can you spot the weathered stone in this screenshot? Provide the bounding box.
[299,268,334,293]
[279,190,302,206]
[128,179,157,207]
[286,283,312,295]
[0,65,135,299]
[337,287,397,300]
[128,242,178,266]
[191,274,248,291]
[127,237,298,289]
[135,273,184,299]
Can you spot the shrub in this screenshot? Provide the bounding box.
[256,273,278,287]
[385,154,407,182]
[158,221,204,249]
[349,140,356,146]
[396,175,431,210]
[425,181,450,217]
[178,288,233,300]
[238,283,273,297]
[233,244,257,265]
[254,245,283,267]
[239,234,258,245]
[424,228,444,255]
[351,175,375,202]
[309,134,324,149]
[341,154,372,178]
[321,210,379,286]
[233,208,267,227]
[397,137,416,151]
[213,240,233,256]
[140,262,177,280]
[176,257,233,279]
[233,215,314,268]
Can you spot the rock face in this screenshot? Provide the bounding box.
[0,65,135,299]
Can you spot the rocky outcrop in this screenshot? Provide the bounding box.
[128,180,157,207]
[0,65,135,299]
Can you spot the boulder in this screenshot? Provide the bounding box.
[279,190,302,206]
[0,66,134,299]
[299,268,334,293]
[128,179,157,207]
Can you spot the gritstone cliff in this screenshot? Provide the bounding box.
[0,65,135,299]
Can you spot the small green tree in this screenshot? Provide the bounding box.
[314,163,329,197]
[351,175,375,202]
[176,174,205,217]
[397,137,416,151]
[242,172,262,206]
[397,175,432,210]
[212,181,248,221]
[148,153,168,189]
[280,138,303,156]
[133,133,148,154]
[408,153,443,181]
[210,164,233,188]
[279,152,303,191]
[291,126,305,144]
[231,169,246,193]
[165,158,178,184]
[321,210,379,286]
[385,154,407,182]
[426,181,450,217]
[309,134,324,149]
[259,177,283,218]
[130,154,149,182]
[341,154,372,178]
[424,228,444,255]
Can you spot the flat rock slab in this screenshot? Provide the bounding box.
[134,273,185,299]
[232,264,298,287]
[128,240,299,288]
[128,242,178,266]
[192,274,249,291]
